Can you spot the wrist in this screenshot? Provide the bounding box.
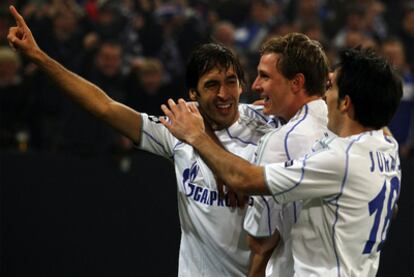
[188,131,208,148]
[32,47,47,65]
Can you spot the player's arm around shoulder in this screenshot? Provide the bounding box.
[265,141,346,203]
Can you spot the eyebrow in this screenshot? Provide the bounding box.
[257,69,269,76]
[203,74,238,85]
[226,73,238,79]
[203,80,220,88]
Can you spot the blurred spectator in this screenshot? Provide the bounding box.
[333,5,368,50]
[360,35,379,51]
[84,40,127,91]
[341,29,379,52]
[212,21,237,49]
[125,57,182,116]
[302,21,327,45]
[35,2,85,72]
[156,2,207,87]
[267,21,298,38]
[119,0,164,69]
[211,0,250,26]
[362,0,388,41]
[211,20,252,93]
[1,0,414,158]
[0,47,31,151]
[83,1,128,51]
[84,0,99,22]
[382,38,414,157]
[399,5,414,71]
[235,0,281,54]
[0,8,13,46]
[57,41,128,155]
[234,0,283,103]
[289,0,323,32]
[333,1,387,49]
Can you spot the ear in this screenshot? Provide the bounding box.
[189,89,198,101]
[339,95,355,118]
[291,73,305,94]
[238,83,243,96]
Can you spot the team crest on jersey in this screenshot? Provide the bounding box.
[182,161,253,207]
[182,162,200,195]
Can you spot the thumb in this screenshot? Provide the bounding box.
[8,34,25,50]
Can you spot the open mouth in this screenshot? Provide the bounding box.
[216,103,233,114]
[217,103,231,108]
[261,94,270,105]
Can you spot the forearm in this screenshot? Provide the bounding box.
[31,49,141,142]
[248,252,272,277]
[190,132,269,195]
[7,4,139,143]
[33,49,111,117]
[247,231,280,277]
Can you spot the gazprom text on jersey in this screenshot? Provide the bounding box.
[185,183,253,207]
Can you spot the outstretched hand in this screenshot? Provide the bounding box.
[7,5,41,60]
[160,99,205,144]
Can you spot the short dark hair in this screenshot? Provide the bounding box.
[260,33,329,96]
[185,43,245,91]
[336,47,402,129]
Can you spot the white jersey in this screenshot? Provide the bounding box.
[138,104,276,276]
[264,130,401,277]
[244,99,330,277]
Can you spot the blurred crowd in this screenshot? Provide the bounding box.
[0,0,413,159]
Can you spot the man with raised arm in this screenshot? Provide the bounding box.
[7,5,277,276]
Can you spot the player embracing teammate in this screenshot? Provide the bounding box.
[8,4,402,277]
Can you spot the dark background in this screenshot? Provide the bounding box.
[0,150,413,276]
[0,150,180,276]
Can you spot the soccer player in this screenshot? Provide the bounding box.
[7,5,277,276]
[160,47,403,276]
[243,33,331,277]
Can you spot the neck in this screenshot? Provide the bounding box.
[337,120,375,137]
[285,95,321,121]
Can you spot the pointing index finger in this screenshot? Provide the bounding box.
[9,5,26,28]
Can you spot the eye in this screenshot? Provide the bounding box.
[259,72,269,80]
[204,81,220,91]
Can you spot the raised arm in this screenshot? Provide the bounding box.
[7,5,142,144]
[160,99,270,195]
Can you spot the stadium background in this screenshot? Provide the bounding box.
[1,0,413,276]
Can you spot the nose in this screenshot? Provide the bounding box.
[251,77,261,93]
[217,84,228,99]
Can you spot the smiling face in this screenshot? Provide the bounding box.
[190,66,242,129]
[251,53,296,119]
